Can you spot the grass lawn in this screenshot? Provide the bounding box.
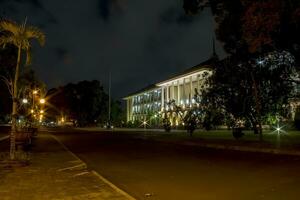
[144,129,300,149]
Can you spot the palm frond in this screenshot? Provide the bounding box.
[25,26,45,46]
[0,20,20,36]
[0,35,16,47]
[21,39,30,50]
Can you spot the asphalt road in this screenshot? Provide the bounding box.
[0,125,10,141]
[50,128,300,200]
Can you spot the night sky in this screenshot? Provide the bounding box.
[0,0,225,99]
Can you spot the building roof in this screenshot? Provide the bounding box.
[156,57,217,86]
[123,56,218,99]
[123,84,159,99]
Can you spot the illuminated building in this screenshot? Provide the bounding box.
[124,57,216,126]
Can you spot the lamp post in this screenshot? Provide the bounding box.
[30,88,46,125]
[38,98,46,124]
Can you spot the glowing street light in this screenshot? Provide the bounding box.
[33,90,38,95]
[39,98,46,104]
[22,98,28,104]
[272,122,287,148]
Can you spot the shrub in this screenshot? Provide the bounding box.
[232,127,244,139]
[163,118,171,132]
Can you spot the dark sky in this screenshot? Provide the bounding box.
[0,0,225,99]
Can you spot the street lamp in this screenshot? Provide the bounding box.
[143,121,147,130]
[22,98,28,104]
[39,98,45,104]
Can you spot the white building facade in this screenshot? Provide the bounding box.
[124,61,214,127]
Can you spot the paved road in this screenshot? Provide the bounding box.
[0,125,10,140]
[51,128,300,200]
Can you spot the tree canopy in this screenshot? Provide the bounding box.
[183,0,300,58]
[204,51,297,133]
[46,80,123,127]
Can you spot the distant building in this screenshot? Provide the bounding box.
[123,56,217,127]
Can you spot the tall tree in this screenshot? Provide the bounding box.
[183,0,300,139]
[205,51,296,139]
[0,19,45,160]
[183,0,300,58]
[47,80,111,127]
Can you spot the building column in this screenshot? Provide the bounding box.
[190,76,193,103]
[166,85,169,103]
[197,74,200,92]
[172,82,175,101]
[161,86,165,111]
[130,99,134,121]
[183,78,186,102]
[177,80,180,104]
[127,99,130,122]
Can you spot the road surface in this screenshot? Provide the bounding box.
[50,128,300,200]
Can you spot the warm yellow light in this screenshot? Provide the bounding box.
[61,117,65,122]
[33,90,38,94]
[40,110,44,114]
[39,98,46,104]
[22,98,28,104]
[31,109,34,113]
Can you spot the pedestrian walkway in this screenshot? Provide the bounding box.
[0,132,136,200]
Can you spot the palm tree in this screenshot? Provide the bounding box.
[0,18,45,160]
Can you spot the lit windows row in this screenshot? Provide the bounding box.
[133,90,162,104]
[132,102,161,113]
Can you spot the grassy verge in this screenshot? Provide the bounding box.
[143,129,300,149]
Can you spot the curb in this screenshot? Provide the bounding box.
[50,133,137,200]
[51,134,87,171]
[0,135,9,142]
[92,171,137,200]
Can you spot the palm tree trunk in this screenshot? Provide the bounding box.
[10,45,21,160]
